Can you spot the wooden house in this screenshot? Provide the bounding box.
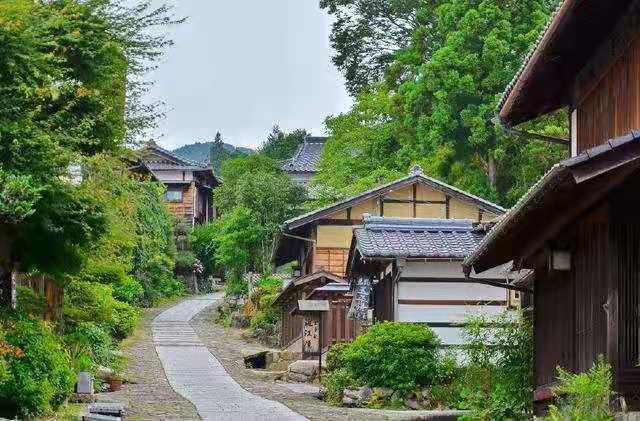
[464,0,640,411]
[135,142,221,226]
[347,216,520,346]
[273,166,505,352]
[275,166,505,278]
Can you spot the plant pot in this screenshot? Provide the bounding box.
[107,377,123,392]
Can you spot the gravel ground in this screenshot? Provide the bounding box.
[95,297,201,421]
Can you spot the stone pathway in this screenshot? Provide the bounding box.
[153,294,307,421]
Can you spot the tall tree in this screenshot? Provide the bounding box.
[315,0,567,206]
[260,125,308,161]
[0,0,180,290]
[320,0,422,96]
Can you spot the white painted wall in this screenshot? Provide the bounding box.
[154,170,193,182]
[398,281,506,301]
[395,260,510,345]
[402,260,512,279]
[398,304,505,323]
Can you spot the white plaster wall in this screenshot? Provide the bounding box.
[401,260,512,279]
[398,281,507,301]
[154,170,193,182]
[397,304,506,324]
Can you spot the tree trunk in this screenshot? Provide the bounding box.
[488,155,497,188]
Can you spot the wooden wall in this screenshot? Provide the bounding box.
[166,183,195,223]
[576,37,640,153]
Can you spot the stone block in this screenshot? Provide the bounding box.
[288,360,319,377]
[250,369,286,381]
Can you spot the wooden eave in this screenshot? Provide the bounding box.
[499,0,636,126]
[464,131,640,274]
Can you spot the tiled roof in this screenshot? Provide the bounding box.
[141,141,211,170]
[281,137,327,173]
[354,216,486,259]
[496,1,565,117]
[284,166,505,230]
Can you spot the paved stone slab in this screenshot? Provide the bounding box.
[153,294,307,421]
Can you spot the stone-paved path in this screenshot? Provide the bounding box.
[153,294,307,421]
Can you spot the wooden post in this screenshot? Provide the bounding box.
[318,314,323,381]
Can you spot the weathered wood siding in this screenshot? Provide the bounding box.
[165,183,195,223]
[577,37,640,153]
[313,248,349,277]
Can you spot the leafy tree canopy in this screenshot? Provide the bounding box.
[260,125,308,161]
[317,0,567,207]
[0,0,180,278]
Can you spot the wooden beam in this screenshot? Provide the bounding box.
[398,299,507,306]
[412,184,417,218]
[383,198,447,205]
[445,196,451,218]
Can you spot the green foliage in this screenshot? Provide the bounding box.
[247,277,282,335]
[317,0,567,208]
[225,277,249,298]
[326,341,351,372]
[63,281,140,340]
[15,286,46,317]
[544,357,615,421]
[171,139,253,171]
[460,311,534,420]
[63,322,116,371]
[324,368,357,405]
[175,250,197,272]
[341,322,440,393]
[212,155,306,274]
[319,0,420,96]
[260,125,308,161]
[0,312,74,417]
[208,132,251,173]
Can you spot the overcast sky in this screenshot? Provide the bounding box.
[144,1,352,150]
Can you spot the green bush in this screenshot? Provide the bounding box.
[112,275,144,305]
[174,250,197,272]
[225,277,248,297]
[64,322,115,369]
[324,368,357,405]
[0,312,74,417]
[326,341,350,372]
[16,286,46,317]
[63,280,139,340]
[342,322,440,393]
[544,357,614,421]
[460,311,534,420]
[111,300,139,339]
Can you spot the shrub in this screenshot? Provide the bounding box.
[111,300,140,340]
[326,341,350,373]
[0,312,74,417]
[16,285,46,317]
[460,311,534,420]
[63,280,139,340]
[342,322,440,393]
[112,275,144,305]
[174,250,197,273]
[324,368,357,405]
[64,322,115,369]
[225,277,248,298]
[544,357,614,421]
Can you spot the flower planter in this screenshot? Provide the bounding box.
[106,377,123,392]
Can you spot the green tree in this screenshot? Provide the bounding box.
[210,155,306,274]
[317,0,567,207]
[319,0,422,95]
[260,125,308,161]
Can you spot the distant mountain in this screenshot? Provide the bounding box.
[172,141,254,172]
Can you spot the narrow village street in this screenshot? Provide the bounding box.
[151,294,306,421]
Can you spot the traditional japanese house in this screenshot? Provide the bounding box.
[463,0,640,410]
[281,136,327,192]
[273,166,505,352]
[346,216,520,346]
[134,141,221,226]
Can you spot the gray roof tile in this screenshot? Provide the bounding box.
[354,216,485,259]
[282,137,327,173]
